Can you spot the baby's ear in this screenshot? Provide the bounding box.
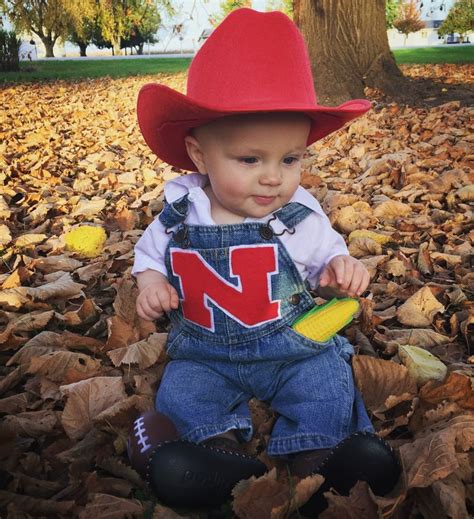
[184,135,207,175]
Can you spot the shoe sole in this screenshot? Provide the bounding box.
[300,431,401,516]
[146,440,267,508]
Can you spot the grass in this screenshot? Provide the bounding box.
[393,45,474,64]
[0,57,192,84]
[0,46,472,84]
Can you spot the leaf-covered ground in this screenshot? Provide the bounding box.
[0,65,473,518]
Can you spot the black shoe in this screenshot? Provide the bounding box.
[300,431,401,517]
[146,440,267,508]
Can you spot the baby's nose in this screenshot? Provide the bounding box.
[260,167,282,185]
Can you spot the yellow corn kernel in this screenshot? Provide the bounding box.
[348,229,391,245]
[292,298,359,342]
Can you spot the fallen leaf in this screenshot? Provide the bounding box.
[107,333,167,369]
[78,493,144,519]
[27,351,101,383]
[398,345,448,386]
[60,377,127,440]
[397,286,445,327]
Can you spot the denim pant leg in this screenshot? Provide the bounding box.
[266,342,366,456]
[156,359,253,443]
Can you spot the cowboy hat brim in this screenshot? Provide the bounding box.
[137,83,372,171]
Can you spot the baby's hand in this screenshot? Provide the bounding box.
[136,280,180,321]
[319,255,370,298]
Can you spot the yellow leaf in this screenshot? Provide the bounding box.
[399,345,448,386]
[65,225,107,258]
[348,229,392,244]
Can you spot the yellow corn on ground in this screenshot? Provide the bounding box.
[348,229,391,244]
[292,298,359,342]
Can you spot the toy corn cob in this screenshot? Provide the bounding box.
[292,298,359,342]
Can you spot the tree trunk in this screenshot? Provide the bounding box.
[78,42,88,57]
[111,36,122,56]
[137,43,144,55]
[41,37,55,58]
[293,0,409,105]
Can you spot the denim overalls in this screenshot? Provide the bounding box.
[156,195,373,456]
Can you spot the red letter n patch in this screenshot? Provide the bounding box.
[170,244,281,331]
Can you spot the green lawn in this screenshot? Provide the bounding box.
[0,57,192,84]
[0,46,472,84]
[393,45,474,64]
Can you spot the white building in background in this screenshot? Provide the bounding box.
[387,0,463,47]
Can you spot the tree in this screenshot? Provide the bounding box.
[67,17,101,57]
[438,0,474,41]
[63,0,100,57]
[0,0,71,57]
[0,27,20,70]
[267,0,294,18]
[121,0,162,54]
[393,0,425,45]
[97,0,170,56]
[293,0,409,106]
[385,0,400,28]
[212,0,252,26]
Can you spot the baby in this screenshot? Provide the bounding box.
[129,8,399,514]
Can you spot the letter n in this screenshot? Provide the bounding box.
[170,244,280,330]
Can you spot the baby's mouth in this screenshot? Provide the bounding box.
[253,195,277,205]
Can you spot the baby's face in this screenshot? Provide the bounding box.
[186,113,311,224]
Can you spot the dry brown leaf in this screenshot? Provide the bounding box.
[373,327,453,351]
[0,223,12,246]
[60,376,127,440]
[7,331,67,368]
[93,394,152,433]
[62,298,102,328]
[105,315,139,351]
[3,409,60,438]
[399,414,474,488]
[33,255,83,273]
[353,355,417,412]
[0,392,30,414]
[107,333,167,369]
[385,258,407,277]
[348,237,382,258]
[0,490,75,516]
[373,200,412,219]
[419,372,474,410]
[27,351,101,384]
[0,273,85,310]
[232,468,324,519]
[417,242,433,276]
[96,456,145,489]
[71,198,107,218]
[112,278,137,323]
[415,473,470,519]
[334,206,371,234]
[78,493,144,519]
[14,233,48,249]
[322,481,379,519]
[397,286,445,327]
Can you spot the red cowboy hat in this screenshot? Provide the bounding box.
[137,8,371,171]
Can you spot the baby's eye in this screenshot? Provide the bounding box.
[283,156,299,165]
[240,157,258,164]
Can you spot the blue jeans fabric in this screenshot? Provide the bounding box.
[155,197,374,456]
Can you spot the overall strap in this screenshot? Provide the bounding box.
[273,202,313,230]
[158,194,190,229]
